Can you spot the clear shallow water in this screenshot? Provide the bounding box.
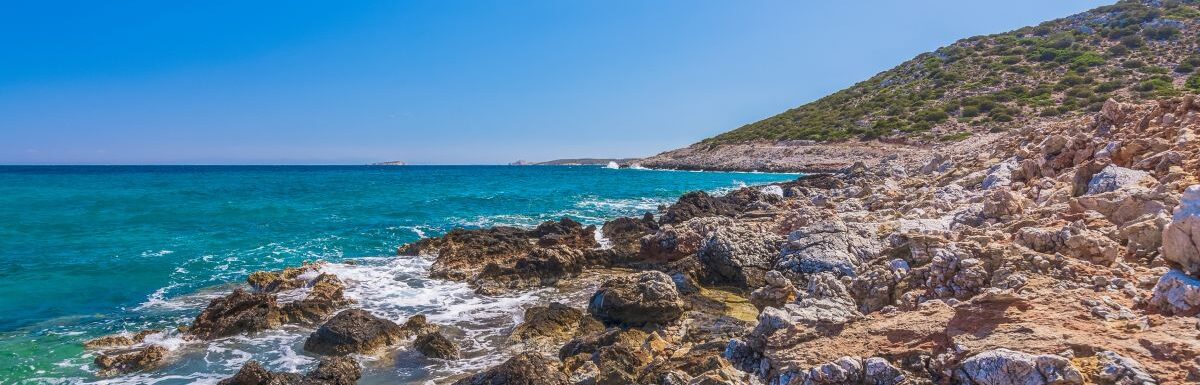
[0,165,797,384]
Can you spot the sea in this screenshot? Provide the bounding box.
[0,165,797,384]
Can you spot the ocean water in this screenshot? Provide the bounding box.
[0,165,797,384]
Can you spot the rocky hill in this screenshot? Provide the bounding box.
[643,0,1200,172]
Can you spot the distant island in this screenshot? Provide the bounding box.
[370,161,406,166]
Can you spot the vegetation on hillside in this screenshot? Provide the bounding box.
[704,0,1200,145]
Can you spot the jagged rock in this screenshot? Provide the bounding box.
[559,328,649,361]
[1016,222,1119,266]
[84,329,161,349]
[303,309,407,356]
[750,270,797,310]
[777,222,881,278]
[404,218,598,282]
[189,289,286,340]
[218,357,361,385]
[453,352,571,385]
[642,217,732,262]
[660,191,741,224]
[924,245,990,298]
[1086,165,1152,195]
[246,264,321,293]
[697,223,783,287]
[848,260,909,314]
[982,157,1019,190]
[93,345,167,376]
[601,213,659,257]
[1162,185,1200,276]
[776,356,904,385]
[279,273,350,324]
[588,271,685,326]
[952,349,1082,385]
[414,331,460,359]
[1093,351,1157,385]
[1147,269,1200,316]
[474,245,592,295]
[981,189,1027,219]
[509,303,604,352]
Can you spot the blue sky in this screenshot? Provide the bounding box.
[0,0,1109,165]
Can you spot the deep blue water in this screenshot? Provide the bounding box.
[0,165,796,384]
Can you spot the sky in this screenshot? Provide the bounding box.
[0,0,1111,165]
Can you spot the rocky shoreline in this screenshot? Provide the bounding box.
[85,97,1200,384]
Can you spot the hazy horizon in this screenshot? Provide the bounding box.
[1,0,1109,165]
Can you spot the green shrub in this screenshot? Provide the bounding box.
[1187,73,1200,92]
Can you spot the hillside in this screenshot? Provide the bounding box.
[644,0,1200,171]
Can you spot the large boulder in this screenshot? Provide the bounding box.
[1162,185,1200,276]
[952,349,1082,385]
[588,271,686,326]
[659,191,740,224]
[474,246,593,295]
[93,345,167,377]
[601,213,658,257]
[777,222,881,278]
[414,331,460,359]
[1147,269,1200,316]
[218,357,360,385]
[189,289,286,340]
[1086,165,1152,195]
[453,352,571,385]
[303,309,408,356]
[508,303,604,352]
[776,356,905,385]
[697,223,783,288]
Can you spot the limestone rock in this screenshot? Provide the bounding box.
[1147,269,1200,316]
[601,213,658,257]
[1086,165,1152,195]
[697,223,782,288]
[508,303,604,352]
[777,222,881,278]
[1093,351,1157,385]
[218,357,360,385]
[952,349,1082,385]
[189,289,286,340]
[93,345,167,377]
[1162,185,1200,276]
[750,270,798,310]
[588,271,685,326]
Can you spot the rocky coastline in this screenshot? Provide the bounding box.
[84,97,1200,384]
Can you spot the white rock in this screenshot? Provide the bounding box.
[1147,269,1200,316]
[1162,185,1200,276]
[1086,165,1150,195]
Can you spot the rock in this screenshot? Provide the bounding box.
[982,189,1027,219]
[660,191,740,224]
[750,270,797,310]
[786,272,863,327]
[414,331,460,359]
[246,264,321,293]
[474,245,592,295]
[1093,351,1157,385]
[1162,185,1200,276]
[189,289,286,340]
[982,157,1019,190]
[697,223,782,288]
[93,345,167,377]
[532,217,599,249]
[588,271,686,326]
[601,214,659,257]
[952,349,1082,385]
[453,352,571,385]
[863,357,906,385]
[303,309,407,356]
[84,329,161,349]
[508,303,604,352]
[1147,269,1200,316]
[777,222,881,278]
[1086,165,1152,195]
[642,217,732,262]
[218,357,360,385]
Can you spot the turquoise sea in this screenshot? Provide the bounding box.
[0,165,797,384]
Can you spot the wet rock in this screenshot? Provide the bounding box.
[409,226,534,280]
[303,309,407,356]
[414,331,460,359]
[189,289,286,340]
[93,345,167,377]
[588,271,686,326]
[474,245,592,295]
[218,357,360,385]
[1162,185,1200,276]
[246,264,321,293]
[601,213,659,257]
[453,352,571,385]
[84,329,161,349]
[533,217,598,249]
[697,223,782,288]
[1147,269,1200,316]
[952,349,1082,385]
[508,303,604,352]
[279,273,350,324]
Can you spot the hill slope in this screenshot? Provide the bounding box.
[643,0,1200,171]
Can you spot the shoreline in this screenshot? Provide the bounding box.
[72,97,1200,384]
